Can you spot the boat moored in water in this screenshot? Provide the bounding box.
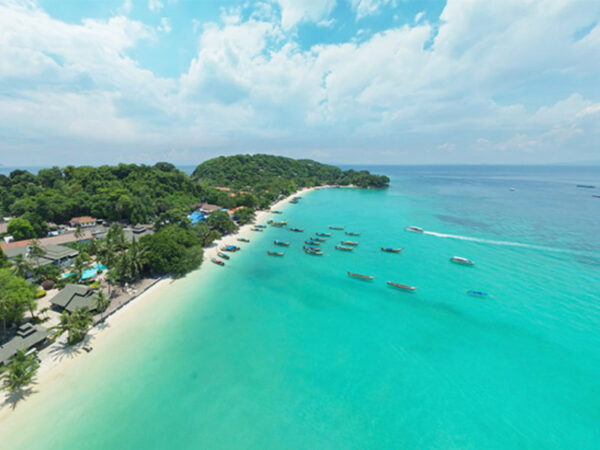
[274,240,290,246]
[211,258,225,266]
[290,227,304,232]
[347,271,374,280]
[329,226,345,230]
[335,245,354,251]
[251,227,263,232]
[271,221,288,227]
[405,226,424,233]
[272,210,283,214]
[345,232,361,236]
[576,184,595,189]
[341,241,359,246]
[450,256,475,266]
[237,238,250,243]
[304,247,323,255]
[217,252,230,260]
[316,232,331,237]
[467,290,488,297]
[387,281,417,291]
[303,245,321,251]
[221,245,240,252]
[305,240,320,245]
[267,251,285,256]
[381,247,403,253]
[311,236,327,242]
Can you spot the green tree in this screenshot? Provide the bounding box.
[28,239,46,267]
[0,248,8,268]
[73,253,90,282]
[52,307,94,345]
[74,224,83,240]
[7,217,35,240]
[95,291,110,320]
[233,207,255,225]
[0,269,35,338]
[141,225,204,277]
[0,349,40,394]
[207,211,238,234]
[10,254,32,279]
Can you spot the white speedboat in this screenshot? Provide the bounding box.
[405,226,424,233]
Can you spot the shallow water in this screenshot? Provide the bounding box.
[1,166,600,449]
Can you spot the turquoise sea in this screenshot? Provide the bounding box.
[2,165,600,449]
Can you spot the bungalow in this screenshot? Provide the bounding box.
[70,216,97,228]
[0,323,51,366]
[214,186,231,192]
[4,243,79,268]
[199,202,223,214]
[50,284,99,313]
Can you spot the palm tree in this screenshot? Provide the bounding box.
[28,240,46,268]
[73,254,90,283]
[95,291,110,320]
[11,255,32,279]
[127,238,148,280]
[52,307,94,345]
[74,224,83,240]
[97,239,116,268]
[0,349,40,394]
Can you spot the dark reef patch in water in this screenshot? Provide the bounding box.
[435,214,490,231]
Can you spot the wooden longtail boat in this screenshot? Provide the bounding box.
[303,245,321,252]
[305,240,319,245]
[347,271,374,280]
[304,248,323,255]
[211,258,225,266]
[341,241,359,246]
[335,245,354,251]
[316,232,331,237]
[256,224,267,228]
[271,221,288,227]
[251,228,263,232]
[237,238,250,243]
[290,227,304,232]
[272,210,283,214]
[267,251,285,256]
[387,281,416,291]
[467,290,488,297]
[450,256,475,266]
[381,247,403,253]
[220,245,240,252]
[274,240,290,246]
[345,232,361,236]
[311,237,327,242]
[217,252,230,260]
[329,226,345,230]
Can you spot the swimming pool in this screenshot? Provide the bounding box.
[61,263,107,281]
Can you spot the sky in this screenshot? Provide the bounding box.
[0,0,599,166]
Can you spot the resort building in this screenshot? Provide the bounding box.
[198,203,223,214]
[0,230,94,252]
[0,323,51,366]
[69,216,97,228]
[93,224,153,242]
[3,243,79,268]
[50,284,99,313]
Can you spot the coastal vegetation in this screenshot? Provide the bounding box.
[0,269,35,339]
[0,349,39,394]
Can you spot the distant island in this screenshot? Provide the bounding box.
[0,155,387,395]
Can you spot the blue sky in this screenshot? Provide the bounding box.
[0,0,599,166]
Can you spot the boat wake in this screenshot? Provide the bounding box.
[422,231,584,255]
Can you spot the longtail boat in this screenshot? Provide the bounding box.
[221,245,240,252]
[405,226,424,233]
[303,245,321,251]
[347,271,374,280]
[251,227,263,232]
[217,252,230,260]
[271,221,288,227]
[335,245,354,251]
[305,240,319,245]
[381,247,403,253]
[467,290,488,297]
[387,281,416,291]
[345,232,361,236]
[237,238,250,243]
[304,248,323,255]
[272,210,283,214]
[274,240,290,246]
[211,258,225,266]
[450,256,475,266]
[341,241,359,246]
[316,232,331,237]
[329,226,345,230]
[290,227,304,232]
[256,224,267,228]
[267,251,285,256]
[311,236,327,242]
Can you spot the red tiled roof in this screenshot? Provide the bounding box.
[1,231,94,251]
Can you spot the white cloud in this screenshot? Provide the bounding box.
[158,17,171,33]
[351,0,394,20]
[119,0,133,15]
[273,0,336,29]
[148,0,163,13]
[414,11,424,23]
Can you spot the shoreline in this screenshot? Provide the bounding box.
[0,185,323,416]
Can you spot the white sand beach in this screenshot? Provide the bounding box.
[0,186,320,417]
